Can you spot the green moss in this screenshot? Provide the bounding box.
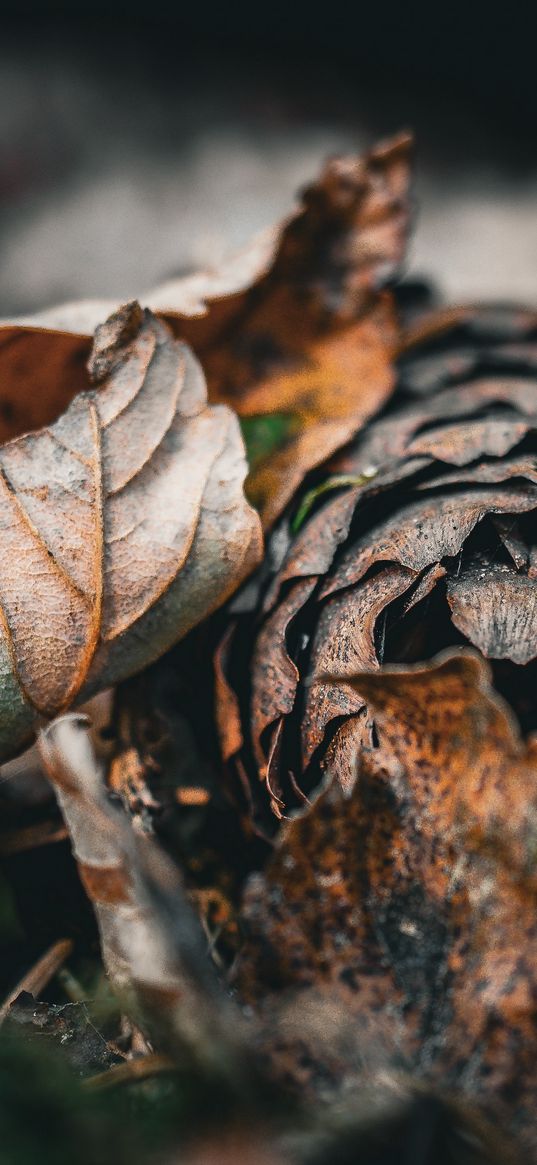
[240,413,299,470]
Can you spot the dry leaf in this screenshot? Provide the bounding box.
[4,135,533,1165]
[214,302,537,822]
[233,651,537,1151]
[0,134,413,525]
[0,301,261,762]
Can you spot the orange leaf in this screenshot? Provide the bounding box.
[0,134,413,524]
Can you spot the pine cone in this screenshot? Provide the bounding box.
[216,301,537,833]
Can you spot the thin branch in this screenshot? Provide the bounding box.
[0,937,73,1025]
[84,1052,174,1092]
[38,714,250,1082]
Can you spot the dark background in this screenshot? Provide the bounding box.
[2,2,536,315]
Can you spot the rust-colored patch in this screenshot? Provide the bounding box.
[234,652,537,1148]
[79,862,132,906]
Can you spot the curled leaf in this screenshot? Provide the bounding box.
[0,134,413,525]
[214,300,537,818]
[447,559,537,664]
[0,302,261,762]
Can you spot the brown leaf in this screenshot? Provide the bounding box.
[261,490,359,611]
[397,303,537,395]
[251,579,316,773]
[214,288,537,817]
[493,515,530,571]
[400,303,537,352]
[177,133,412,524]
[0,326,91,443]
[321,483,537,598]
[234,770,414,1094]
[414,453,537,491]
[0,134,413,524]
[332,375,537,478]
[447,559,537,664]
[234,651,537,1148]
[235,306,399,526]
[300,565,416,768]
[0,302,261,761]
[262,457,428,612]
[406,415,532,464]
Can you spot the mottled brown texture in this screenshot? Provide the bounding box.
[234,757,416,1092]
[234,652,537,1148]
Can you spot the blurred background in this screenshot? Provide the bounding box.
[2,2,536,316]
